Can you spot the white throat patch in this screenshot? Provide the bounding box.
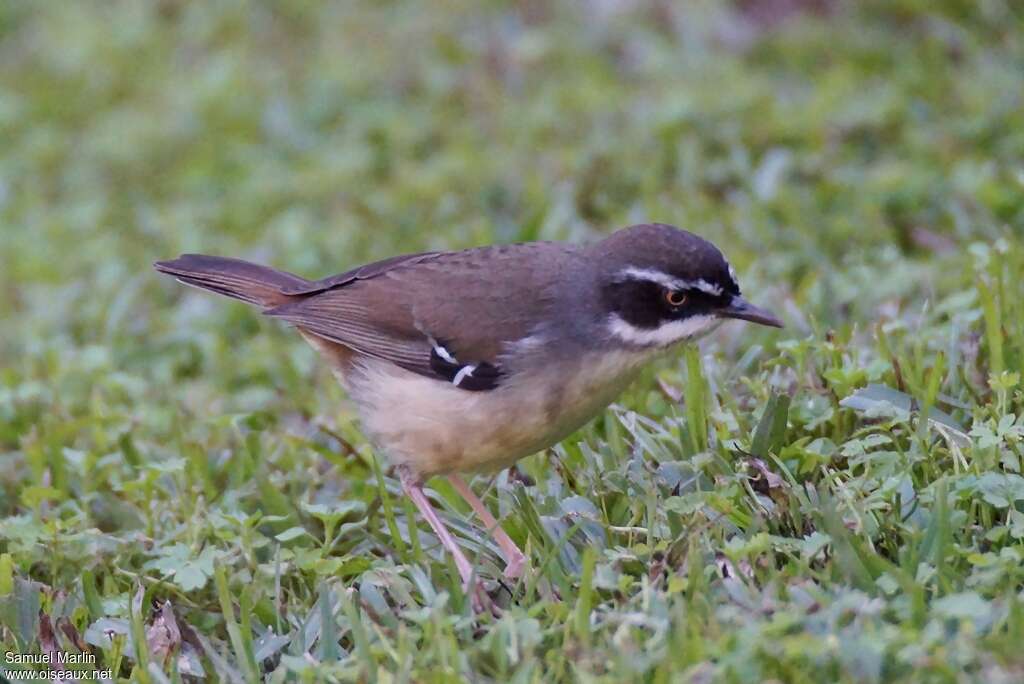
[608,313,720,347]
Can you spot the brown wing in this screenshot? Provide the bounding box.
[279,252,443,295]
[265,242,579,391]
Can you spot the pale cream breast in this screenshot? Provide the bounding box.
[336,348,658,480]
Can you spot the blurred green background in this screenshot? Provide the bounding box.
[2,1,1024,681]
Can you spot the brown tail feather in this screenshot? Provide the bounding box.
[154,254,311,308]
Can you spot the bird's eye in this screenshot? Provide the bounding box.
[665,290,687,307]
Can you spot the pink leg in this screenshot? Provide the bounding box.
[401,473,494,613]
[447,474,527,579]
[403,479,475,585]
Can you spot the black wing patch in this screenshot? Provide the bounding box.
[428,339,502,392]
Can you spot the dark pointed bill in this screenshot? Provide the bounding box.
[717,297,784,328]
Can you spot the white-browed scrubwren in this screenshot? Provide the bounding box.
[155,222,783,611]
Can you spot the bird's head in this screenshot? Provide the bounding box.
[590,223,783,348]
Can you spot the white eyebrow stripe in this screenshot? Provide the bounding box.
[689,279,724,296]
[607,313,720,347]
[615,268,724,296]
[615,267,681,289]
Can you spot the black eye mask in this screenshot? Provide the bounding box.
[602,280,727,330]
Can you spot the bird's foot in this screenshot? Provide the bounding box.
[502,550,527,580]
[465,579,502,617]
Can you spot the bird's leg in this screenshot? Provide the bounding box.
[402,478,475,583]
[400,470,491,612]
[447,474,527,580]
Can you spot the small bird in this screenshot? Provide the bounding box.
[155,223,781,606]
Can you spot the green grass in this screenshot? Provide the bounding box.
[2,1,1024,681]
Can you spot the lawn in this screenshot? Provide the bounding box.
[2,1,1024,681]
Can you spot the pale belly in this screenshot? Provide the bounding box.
[339,350,655,480]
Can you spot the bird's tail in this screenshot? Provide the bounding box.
[154,254,311,308]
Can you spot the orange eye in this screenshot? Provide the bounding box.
[665,290,687,307]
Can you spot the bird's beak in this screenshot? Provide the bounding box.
[717,297,784,328]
